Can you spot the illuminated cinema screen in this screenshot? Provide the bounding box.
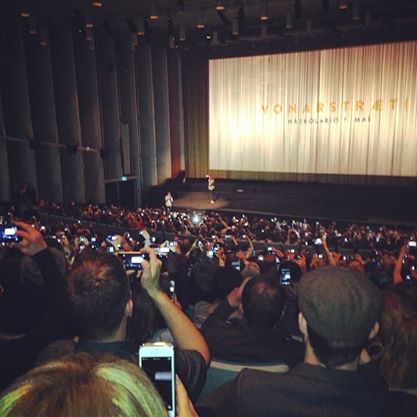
[208,41,417,177]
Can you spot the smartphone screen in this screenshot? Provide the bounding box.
[280,268,291,286]
[169,280,175,300]
[139,344,175,417]
[118,252,144,270]
[155,247,170,257]
[0,225,20,242]
[141,357,173,410]
[231,261,241,271]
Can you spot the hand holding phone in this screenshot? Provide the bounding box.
[15,221,47,256]
[140,248,163,297]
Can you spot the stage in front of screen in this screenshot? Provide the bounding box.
[173,179,416,226]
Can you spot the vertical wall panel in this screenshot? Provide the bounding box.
[167,49,185,177]
[0,94,10,201]
[152,47,172,183]
[49,19,85,202]
[135,43,157,192]
[115,27,142,206]
[73,29,105,203]
[183,51,209,178]
[95,26,123,181]
[24,23,63,202]
[1,20,38,195]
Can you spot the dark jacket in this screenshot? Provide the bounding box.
[198,362,401,417]
[201,298,303,367]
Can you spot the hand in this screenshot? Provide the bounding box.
[236,251,247,261]
[120,237,131,251]
[176,375,199,417]
[57,233,70,247]
[227,277,251,308]
[354,254,364,265]
[359,348,371,365]
[332,252,342,264]
[293,254,307,272]
[139,248,162,298]
[271,247,284,258]
[15,221,48,256]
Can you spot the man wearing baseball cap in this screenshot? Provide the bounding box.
[199,267,401,417]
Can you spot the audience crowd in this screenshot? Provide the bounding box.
[0,200,416,416]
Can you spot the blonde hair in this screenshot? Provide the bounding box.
[0,353,168,417]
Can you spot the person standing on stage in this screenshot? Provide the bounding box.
[164,191,174,210]
[206,175,216,203]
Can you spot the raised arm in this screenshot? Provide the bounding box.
[393,245,407,285]
[140,248,210,365]
[0,222,71,390]
[322,234,336,266]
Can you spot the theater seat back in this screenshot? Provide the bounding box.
[200,359,289,398]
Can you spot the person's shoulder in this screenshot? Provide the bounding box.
[236,367,290,390]
[176,348,206,367]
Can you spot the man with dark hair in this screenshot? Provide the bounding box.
[241,275,285,331]
[67,255,131,342]
[199,267,400,417]
[201,274,303,365]
[40,250,210,400]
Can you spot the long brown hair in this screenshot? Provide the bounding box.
[380,284,417,388]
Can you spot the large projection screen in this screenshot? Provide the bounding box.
[209,41,417,177]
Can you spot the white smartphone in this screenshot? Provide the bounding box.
[139,342,175,417]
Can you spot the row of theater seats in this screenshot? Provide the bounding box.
[37,211,379,260]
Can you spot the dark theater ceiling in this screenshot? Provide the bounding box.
[1,1,417,49]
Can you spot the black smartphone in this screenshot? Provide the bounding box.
[118,252,145,270]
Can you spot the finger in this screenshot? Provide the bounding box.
[176,375,193,416]
[16,230,31,240]
[142,259,150,270]
[13,221,33,234]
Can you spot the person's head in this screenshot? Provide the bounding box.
[242,274,285,331]
[213,266,243,300]
[127,276,175,347]
[66,254,132,340]
[298,267,382,369]
[380,284,417,388]
[0,353,167,417]
[191,257,218,302]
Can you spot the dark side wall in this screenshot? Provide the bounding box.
[0,13,184,205]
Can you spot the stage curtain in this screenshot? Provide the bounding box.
[208,41,417,178]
